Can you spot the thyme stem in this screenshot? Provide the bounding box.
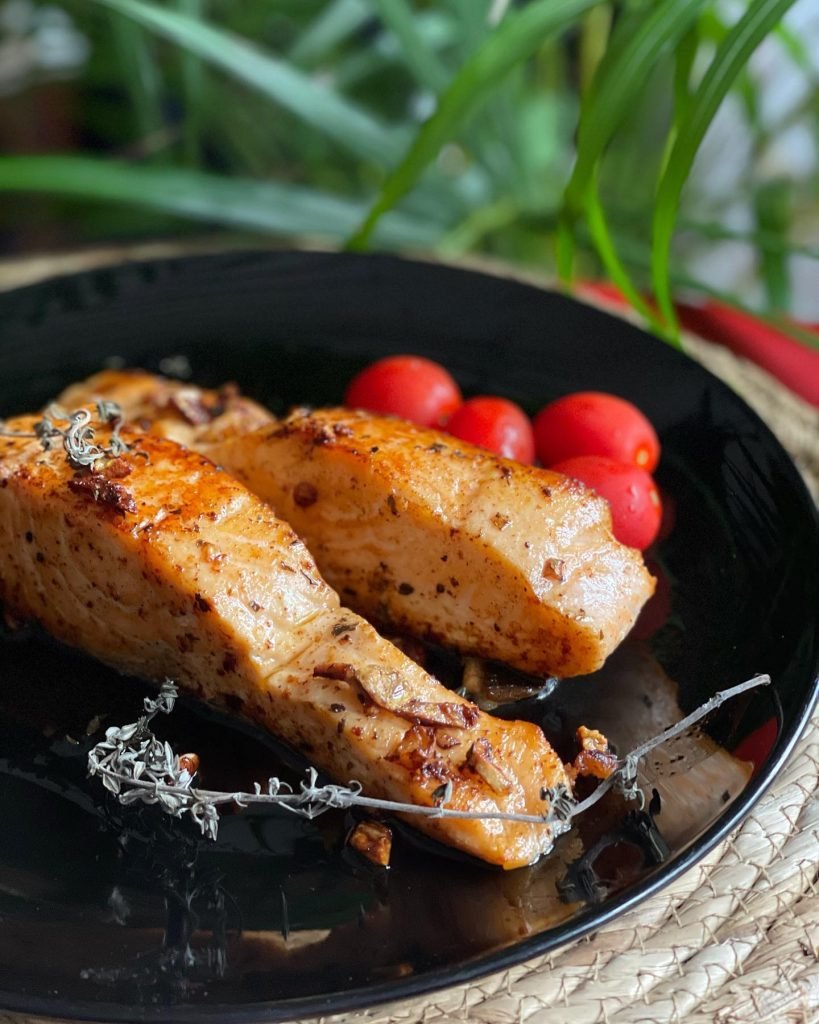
[0,401,130,469]
[569,672,771,819]
[87,674,770,840]
[87,769,569,825]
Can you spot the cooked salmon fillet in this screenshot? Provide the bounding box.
[0,412,572,868]
[59,372,655,677]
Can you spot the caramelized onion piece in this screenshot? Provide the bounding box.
[313,662,479,729]
[466,737,512,794]
[569,725,617,782]
[349,820,393,867]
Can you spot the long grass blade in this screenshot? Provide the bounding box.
[578,4,612,95]
[679,218,818,260]
[370,0,450,93]
[109,12,165,143]
[651,0,801,328]
[557,0,707,281]
[346,0,602,250]
[0,156,440,247]
[330,10,455,90]
[288,0,369,67]
[437,197,520,257]
[585,185,673,340]
[673,23,700,120]
[176,0,206,164]
[774,20,815,75]
[600,225,819,354]
[445,0,492,55]
[91,0,406,165]
[753,179,792,312]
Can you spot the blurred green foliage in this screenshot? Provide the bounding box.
[0,0,816,345]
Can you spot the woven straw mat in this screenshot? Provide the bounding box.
[0,247,817,1024]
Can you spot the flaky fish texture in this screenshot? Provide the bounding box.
[0,414,571,868]
[59,372,655,677]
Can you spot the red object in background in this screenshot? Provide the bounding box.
[656,486,676,543]
[446,396,535,463]
[676,302,819,408]
[344,355,462,428]
[732,717,778,778]
[578,281,819,408]
[533,391,661,472]
[550,455,662,550]
[630,557,672,640]
[579,280,632,310]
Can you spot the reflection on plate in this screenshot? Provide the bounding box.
[0,252,816,1022]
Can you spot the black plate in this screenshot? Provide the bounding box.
[0,251,816,1023]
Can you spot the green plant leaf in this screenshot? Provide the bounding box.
[774,20,815,75]
[0,156,441,247]
[651,0,801,328]
[445,0,492,55]
[328,10,455,90]
[346,0,603,250]
[437,197,520,257]
[753,178,792,311]
[672,23,700,120]
[176,0,207,164]
[678,218,818,260]
[91,0,406,165]
[109,12,165,143]
[578,223,819,355]
[370,0,450,93]
[557,0,707,281]
[585,185,673,340]
[578,4,612,95]
[288,0,369,67]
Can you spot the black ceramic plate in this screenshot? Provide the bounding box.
[0,251,816,1023]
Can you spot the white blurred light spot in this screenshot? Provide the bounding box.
[437,143,468,177]
[34,21,89,70]
[0,0,89,91]
[488,0,511,26]
[758,123,817,182]
[0,0,33,35]
[409,89,436,122]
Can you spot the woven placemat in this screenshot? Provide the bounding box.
[0,246,817,1024]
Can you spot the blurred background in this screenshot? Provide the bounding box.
[0,0,817,346]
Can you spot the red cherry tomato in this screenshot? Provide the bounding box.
[732,717,778,777]
[551,455,662,550]
[344,355,462,428]
[446,396,535,464]
[534,392,660,472]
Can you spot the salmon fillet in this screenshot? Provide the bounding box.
[59,371,655,677]
[0,411,572,869]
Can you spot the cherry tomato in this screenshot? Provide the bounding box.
[732,717,778,777]
[446,396,535,464]
[534,392,660,472]
[551,455,662,550]
[344,355,462,428]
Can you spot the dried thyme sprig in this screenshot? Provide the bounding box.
[568,672,772,819]
[0,400,130,469]
[87,674,770,841]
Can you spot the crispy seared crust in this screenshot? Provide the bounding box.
[0,414,571,868]
[59,371,655,676]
